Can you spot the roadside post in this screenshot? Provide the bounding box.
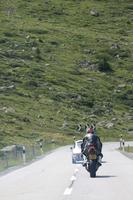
[122,139,125,152]
[119,135,124,150]
[39,142,43,154]
[22,145,26,164]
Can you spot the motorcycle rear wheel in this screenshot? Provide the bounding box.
[89,160,96,178]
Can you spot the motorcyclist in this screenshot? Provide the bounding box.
[81,125,103,166]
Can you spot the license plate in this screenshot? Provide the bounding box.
[89,154,97,160]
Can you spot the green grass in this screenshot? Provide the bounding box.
[0,0,133,148]
[124,146,133,153]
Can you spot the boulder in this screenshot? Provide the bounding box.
[105,122,114,128]
[90,10,100,17]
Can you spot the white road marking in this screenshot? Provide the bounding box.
[75,168,79,173]
[70,175,76,181]
[64,167,80,196]
[74,168,79,173]
[64,187,73,195]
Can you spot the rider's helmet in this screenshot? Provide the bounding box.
[87,126,94,134]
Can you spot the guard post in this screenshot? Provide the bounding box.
[22,145,26,164]
[39,142,43,154]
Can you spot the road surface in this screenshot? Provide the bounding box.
[0,142,133,200]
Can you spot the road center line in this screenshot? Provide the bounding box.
[63,167,79,196]
[64,187,73,195]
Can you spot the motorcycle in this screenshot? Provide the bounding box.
[82,143,102,178]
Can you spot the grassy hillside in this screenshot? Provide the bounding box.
[0,0,133,147]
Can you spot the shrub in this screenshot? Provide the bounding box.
[4,32,18,37]
[0,38,9,44]
[26,80,39,88]
[98,57,113,73]
[27,29,49,35]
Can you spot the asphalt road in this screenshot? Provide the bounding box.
[0,142,133,200]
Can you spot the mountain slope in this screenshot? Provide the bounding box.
[0,0,133,147]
